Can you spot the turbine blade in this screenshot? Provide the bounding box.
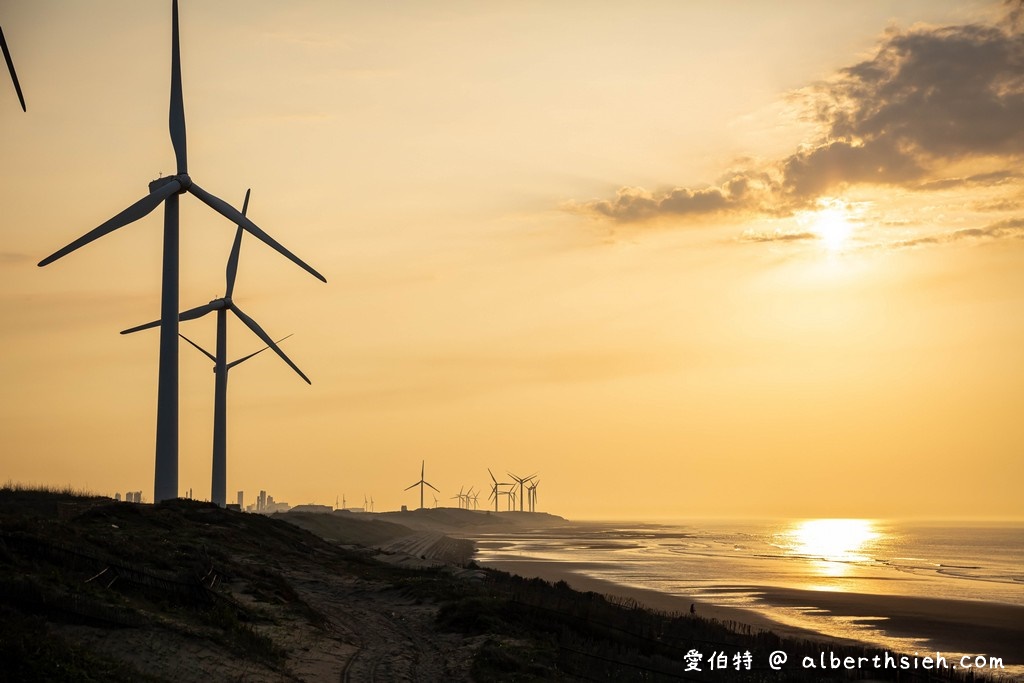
[188,182,326,282]
[231,304,311,384]
[224,189,249,299]
[227,334,292,370]
[179,333,216,363]
[179,300,223,322]
[169,0,187,173]
[426,482,440,493]
[404,482,419,491]
[488,468,497,484]
[120,317,160,335]
[1,25,26,112]
[120,300,219,335]
[38,182,179,267]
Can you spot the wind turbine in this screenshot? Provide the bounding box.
[404,460,439,510]
[487,468,512,513]
[1,24,26,111]
[508,472,536,512]
[37,1,325,503]
[527,479,540,512]
[121,190,309,507]
[450,486,465,509]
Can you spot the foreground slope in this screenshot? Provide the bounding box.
[0,488,1003,682]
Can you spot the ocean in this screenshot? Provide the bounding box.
[471,518,1024,676]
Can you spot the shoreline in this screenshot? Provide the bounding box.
[479,557,1024,666]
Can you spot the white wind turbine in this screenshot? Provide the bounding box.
[37,1,325,503]
[121,190,310,507]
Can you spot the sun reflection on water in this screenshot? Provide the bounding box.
[784,519,880,582]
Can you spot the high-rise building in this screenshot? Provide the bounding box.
[237,491,244,509]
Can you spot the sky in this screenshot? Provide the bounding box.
[1,0,1022,520]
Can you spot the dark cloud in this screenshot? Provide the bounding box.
[915,170,1022,191]
[574,3,1024,224]
[581,172,771,221]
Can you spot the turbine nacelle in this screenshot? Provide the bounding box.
[148,174,192,194]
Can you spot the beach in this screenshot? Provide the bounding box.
[468,517,1024,679]
[481,557,1024,658]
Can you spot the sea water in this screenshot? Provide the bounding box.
[472,519,1024,674]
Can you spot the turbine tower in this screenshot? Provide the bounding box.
[1,24,26,111]
[120,190,310,507]
[37,1,325,503]
[404,460,439,510]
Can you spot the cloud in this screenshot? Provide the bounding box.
[890,218,1024,248]
[915,170,1023,191]
[0,252,33,265]
[738,230,817,244]
[573,2,1024,224]
[576,172,774,222]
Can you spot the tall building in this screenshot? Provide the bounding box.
[237,491,244,509]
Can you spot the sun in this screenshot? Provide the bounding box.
[800,198,855,251]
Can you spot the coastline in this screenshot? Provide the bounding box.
[479,557,1024,667]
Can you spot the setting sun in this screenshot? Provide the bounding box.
[802,199,855,251]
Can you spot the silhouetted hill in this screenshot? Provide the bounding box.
[0,486,1002,682]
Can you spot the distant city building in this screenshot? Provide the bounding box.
[237,491,244,509]
[114,493,121,502]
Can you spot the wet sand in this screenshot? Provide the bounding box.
[481,558,1024,663]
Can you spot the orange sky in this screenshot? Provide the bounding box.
[2,0,1022,519]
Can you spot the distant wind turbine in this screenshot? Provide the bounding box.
[1,24,26,111]
[121,190,309,507]
[508,472,536,512]
[37,0,325,503]
[450,486,465,509]
[487,468,512,513]
[404,460,439,510]
[527,479,540,512]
